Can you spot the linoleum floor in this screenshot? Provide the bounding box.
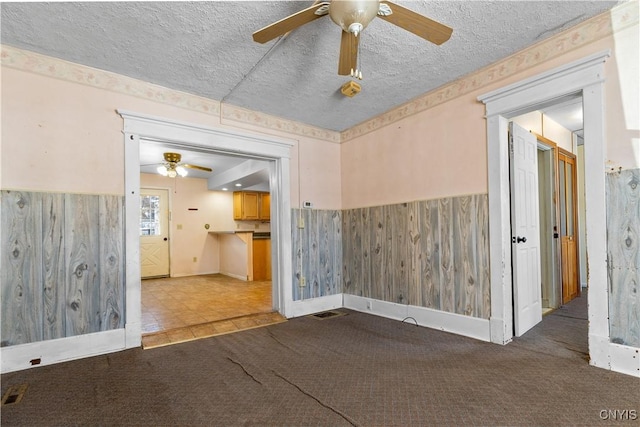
[141,274,277,347]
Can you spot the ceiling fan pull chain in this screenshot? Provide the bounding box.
[356,33,363,80]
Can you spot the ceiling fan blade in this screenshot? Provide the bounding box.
[183,164,213,172]
[338,30,358,76]
[379,1,453,45]
[253,2,330,44]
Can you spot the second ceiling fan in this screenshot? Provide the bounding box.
[253,0,453,78]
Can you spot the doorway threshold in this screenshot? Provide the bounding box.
[142,312,287,349]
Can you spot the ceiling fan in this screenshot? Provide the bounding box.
[154,152,212,178]
[253,0,453,79]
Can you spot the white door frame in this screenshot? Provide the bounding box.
[118,110,294,348]
[479,50,639,376]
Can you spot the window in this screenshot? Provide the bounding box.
[140,195,161,236]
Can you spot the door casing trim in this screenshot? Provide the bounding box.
[478,50,640,376]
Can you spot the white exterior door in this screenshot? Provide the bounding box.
[509,122,542,336]
[140,188,170,278]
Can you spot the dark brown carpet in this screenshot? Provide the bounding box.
[2,292,638,426]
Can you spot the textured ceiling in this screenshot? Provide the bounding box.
[1,1,620,133]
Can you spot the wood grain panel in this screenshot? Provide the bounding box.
[606,169,640,346]
[341,209,354,295]
[42,193,66,340]
[407,202,422,306]
[2,191,126,347]
[370,206,385,300]
[360,208,371,298]
[453,196,477,316]
[419,199,441,310]
[438,198,455,313]
[65,194,100,336]
[307,209,320,298]
[291,210,302,300]
[332,210,343,295]
[475,194,491,319]
[318,195,491,320]
[292,208,342,301]
[1,191,44,346]
[391,203,409,304]
[99,195,125,330]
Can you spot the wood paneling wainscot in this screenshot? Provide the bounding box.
[1,190,125,347]
[292,209,342,301]
[343,194,491,319]
[606,169,640,347]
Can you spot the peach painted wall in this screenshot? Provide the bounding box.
[0,63,342,209]
[341,94,488,209]
[341,12,638,209]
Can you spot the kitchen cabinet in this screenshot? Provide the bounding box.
[252,237,271,281]
[233,191,270,221]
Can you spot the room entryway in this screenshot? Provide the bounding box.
[141,274,285,348]
[140,188,170,278]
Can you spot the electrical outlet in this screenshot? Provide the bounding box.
[301,277,306,286]
[298,218,305,229]
[177,224,183,230]
[193,257,197,263]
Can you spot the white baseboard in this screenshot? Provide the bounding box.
[590,333,640,378]
[344,294,491,342]
[218,271,247,281]
[287,294,343,318]
[170,270,220,278]
[1,329,126,374]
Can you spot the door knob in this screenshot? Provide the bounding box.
[163,237,168,241]
[512,236,527,243]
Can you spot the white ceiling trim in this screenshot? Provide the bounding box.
[340,0,636,142]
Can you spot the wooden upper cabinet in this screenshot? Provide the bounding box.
[259,193,270,220]
[233,191,270,221]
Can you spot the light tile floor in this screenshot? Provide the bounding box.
[141,274,283,348]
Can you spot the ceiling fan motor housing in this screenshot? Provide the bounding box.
[329,0,380,33]
[163,152,181,163]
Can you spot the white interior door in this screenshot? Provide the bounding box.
[140,188,170,278]
[509,122,542,336]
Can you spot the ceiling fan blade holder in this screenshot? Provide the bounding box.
[253,2,330,43]
[183,164,213,172]
[338,30,358,75]
[378,1,452,45]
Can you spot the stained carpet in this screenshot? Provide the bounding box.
[2,294,638,426]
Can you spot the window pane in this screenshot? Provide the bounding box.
[140,195,161,236]
[566,162,574,235]
[559,160,567,237]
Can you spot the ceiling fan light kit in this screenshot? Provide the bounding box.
[252,0,452,77]
[153,152,212,178]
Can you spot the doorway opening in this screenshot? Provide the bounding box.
[137,142,279,343]
[120,109,295,350]
[510,94,586,324]
[478,51,618,371]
